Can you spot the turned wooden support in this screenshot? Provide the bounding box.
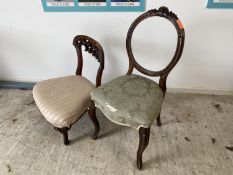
[156,113,161,127]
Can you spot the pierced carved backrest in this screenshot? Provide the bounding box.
[73,35,104,87]
[126,6,185,94]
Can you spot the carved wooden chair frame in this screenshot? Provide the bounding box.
[88,7,185,169]
[54,35,104,145]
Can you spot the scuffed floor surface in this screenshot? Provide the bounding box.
[0,89,233,175]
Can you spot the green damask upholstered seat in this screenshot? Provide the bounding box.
[91,74,164,129]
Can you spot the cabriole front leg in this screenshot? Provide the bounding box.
[137,127,150,170]
[88,100,100,140]
[54,127,70,145]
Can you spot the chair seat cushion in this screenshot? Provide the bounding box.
[33,75,95,128]
[91,74,164,129]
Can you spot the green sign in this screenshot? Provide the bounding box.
[207,0,233,8]
[41,0,145,12]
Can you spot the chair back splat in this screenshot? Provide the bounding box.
[126,6,185,94]
[73,35,105,87]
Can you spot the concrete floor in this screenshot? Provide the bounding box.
[0,89,232,175]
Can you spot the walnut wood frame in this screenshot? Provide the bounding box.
[127,7,185,131]
[55,35,104,145]
[127,7,185,169]
[89,6,185,169]
[73,35,105,87]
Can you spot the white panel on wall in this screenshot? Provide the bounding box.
[0,0,233,92]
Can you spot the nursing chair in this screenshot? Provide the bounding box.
[89,7,185,169]
[33,35,104,145]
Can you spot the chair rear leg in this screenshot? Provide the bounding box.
[88,100,100,140]
[156,113,161,126]
[137,127,150,170]
[54,127,70,145]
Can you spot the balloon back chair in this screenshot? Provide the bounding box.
[33,35,104,145]
[89,7,185,169]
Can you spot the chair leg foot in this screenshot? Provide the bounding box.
[88,100,100,140]
[54,127,70,145]
[137,127,150,170]
[156,113,161,127]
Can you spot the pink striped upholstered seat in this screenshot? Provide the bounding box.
[33,75,94,128]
